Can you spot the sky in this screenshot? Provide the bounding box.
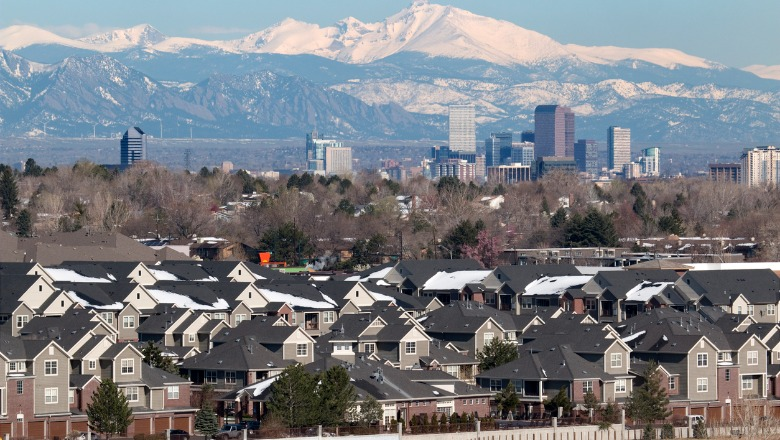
[0,0,778,68]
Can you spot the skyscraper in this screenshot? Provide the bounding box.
[641,147,660,176]
[534,105,574,158]
[120,127,147,167]
[448,104,476,153]
[325,146,353,175]
[574,139,599,177]
[607,126,631,172]
[306,130,345,173]
[511,142,535,166]
[741,145,780,187]
[485,132,512,167]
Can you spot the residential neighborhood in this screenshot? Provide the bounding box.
[2,231,780,438]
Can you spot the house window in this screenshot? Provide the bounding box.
[235,314,246,325]
[69,389,75,404]
[522,297,533,309]
[668,377,676,390]
[121,359,134,375]
[405,341,416,355]
[189,334,196,343]
[213,313,226,320]
[45,388,58,404]
[747,351,758,366]
[323,311,335,324]
[16,315,28,329]
[125,387,139,402]
[697,353,708,367]
[89,360,96,370]
[490,379,502,392]
[122,316,135,328]
[484,332,494,345]
[44,360,58,376]
[16,380,23,394]
[616,379,626,393]
[296,344,308,357]
[585,299,597,310]
[447,365,459,379]
[167,386,179,399]
[100,312,114,324]
[205,371,217,384]
[742,377,753,390]
[737,306,742,315]
[725,369,731,381]
[697,378,708,392]
[582,380,593,394]
[9,362,16,372]
[363,343,376,354]
[610,353,622,368]
[225,371,237,384]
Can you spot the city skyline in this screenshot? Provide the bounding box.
[0,0,778,68]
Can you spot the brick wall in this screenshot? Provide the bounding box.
[571,379,601,403]
[454,396,491,418]
[717,366,740,401]
[164,383,192,408]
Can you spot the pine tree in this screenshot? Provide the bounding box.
[267,364,318,427]
[16,209,32,237]
[0,167,19,219]
[141,341,179,375]
[318,365,357,426]
[350,395,382,427]
[625,360,671,425]
[494,381,519,419]
[477,338,518,372]
[87,378,133,439]
[194,403,219,438]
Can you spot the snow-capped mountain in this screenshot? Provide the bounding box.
[744,64,780,81]
[0,1,778,142]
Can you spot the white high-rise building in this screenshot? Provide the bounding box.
[448,104,476,153]
[741,145,780,187]
[641,147,660,177]
[607,126,631,172]
[325,146,352,176]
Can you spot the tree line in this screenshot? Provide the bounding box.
[2,158,780,265]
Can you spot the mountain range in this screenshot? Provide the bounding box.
[0,0,778,143]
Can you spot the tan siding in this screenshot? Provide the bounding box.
[34,345,70,415]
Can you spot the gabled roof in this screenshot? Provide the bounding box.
[146,282,230,311]
[181,336,292,371]
[618,308,726,353]
[683,269,780,305]
[254,282,338,310]
[0,274,40,313]
[141,363,191,388]
[211,318,305,346]
[54,282,125,310]
[495,264,582,294]
[136,305,191,334]
[147,262,216,282]
[19,307,106,351]
[421,270,492,291]
[423,301,510,334]
[478,344,613,382]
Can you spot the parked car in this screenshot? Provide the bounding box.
[166,429,191,440]
[217,424,243,440]
[240,420,261,431]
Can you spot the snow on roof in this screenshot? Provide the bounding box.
[523,275,592,296]
[344,266,393,282]
[257,288,335,309]
[147,289,229,310]
[320,292,338,307]
[244,375,280,397]
[422,270,491,291]
[367,290,395,302]
[621,330,646,343]
[45,268,113,283]
[64,291,124,310]
[625,282,674,302]
[149,269,181,281]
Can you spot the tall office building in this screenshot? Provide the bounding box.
[534,105,574,158]
[574,139,599,177]
[741,145,780,187]
[641,147,660,177]
[305,130,345,173]
[448,105,476,153]
[325,146,353,175]
[485,132,512,167]
[120,127,147,167]
[511,142,535,166]
[607,126,631,172]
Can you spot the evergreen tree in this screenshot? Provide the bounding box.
[494,381,519,419]
[260,222,315,266]
[544,386,572,415]
[87,378,133,439]
[562,208,619,247]
[476,338,518,372]
[625,360,671,425]
[318,365,357,426]
[350,395,382,427]
[16,209,32,237]
[583,390,599,411]
[267,364,318,427]
[23,158,44,177]
[442,219,484,258]
[658,207,686,236]
[140,341,179,375]
[194,384,219,439]
[0,167,19,219]
[550,207,567,228]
